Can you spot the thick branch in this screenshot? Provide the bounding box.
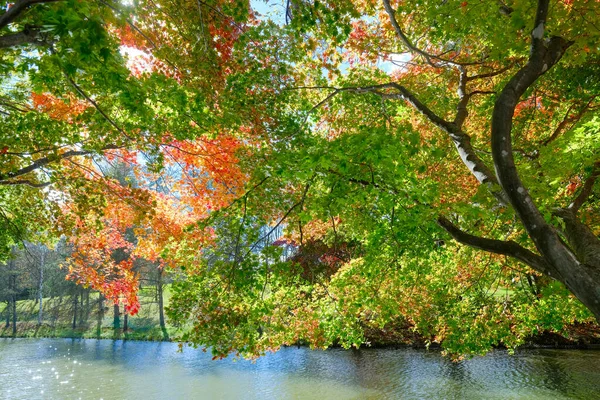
[0,145,119,182]
[0,27,40,48]
[554,208,600,274]
[455,67,506,134]
[437,216,552,274]
[0,0,60,30]
[381,0,475,67]
[0,179,51,188]
[487,0,600,323]
[302,83,503,199]
[486,0,600,321]
[382,0,433,64]
[1,150,90,180]
[491,0,573,259]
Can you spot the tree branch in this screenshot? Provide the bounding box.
[0,27,40,48]
[491,0,574,258]
[569,160,600,213]
[0,0,61,30]
[299,82,505,201]
[542,95,597,146]
[466,64,514,82]
[244,179,312,258]
[63,74,134,141]
[484,0,600,317]
[96,0,180,74]
[0,178,51,188]
[351,83,503,194]
[0,145,119,182]
[381,0,481,67]
[437,216,552,275]
[454,66,469,128]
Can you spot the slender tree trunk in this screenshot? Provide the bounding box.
[53,295,62,327]
[123,311,128,332]
[79,288,85,326]
[72,290,78,330]
[37,249,45,325]
[7,258,17,336]
[157,268,165,329]
[84,289,90,323]
[97,293,104,335]
[11,274,16,337]
[113,303,120,329]
[5,262,12,329]
[4,301,9,328]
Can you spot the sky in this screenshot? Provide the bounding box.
[251,0,287,25]
[249,0,411,74]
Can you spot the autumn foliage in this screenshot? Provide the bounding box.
[3,0,600,358]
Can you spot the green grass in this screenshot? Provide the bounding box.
[491,286,515,300]
[0,285,184,341]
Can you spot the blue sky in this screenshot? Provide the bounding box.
[249,0,410,74]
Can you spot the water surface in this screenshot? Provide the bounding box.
[1,338,599,399]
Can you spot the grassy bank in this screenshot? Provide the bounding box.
[0,286,182,341]
[3,286,600,351]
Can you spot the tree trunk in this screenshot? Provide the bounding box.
[123,311,128,332]
[53,295,62,327]
[488,3,600,320]
[85,289,90,322]
[7,258,17,336]
[11,274,16,337]
[113,303,120,329]
[79,288,85,326]
[5,301,9,328]
[72,290,78,330]
[97,293,104,335]
[436,0,600,322]
[157,268,165,329]
[37,249,45,325]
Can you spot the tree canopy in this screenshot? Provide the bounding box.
[1,0,600,357]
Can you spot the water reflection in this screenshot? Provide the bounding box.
[1,338,600,399]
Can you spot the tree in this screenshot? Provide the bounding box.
[0,0,254,310]
[21,242,49,325]
[3,0,600,357]
[170,0,600,356]
[0,0,251,253]
[0,248,29,335]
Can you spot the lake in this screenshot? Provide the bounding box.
[1,338,600,399]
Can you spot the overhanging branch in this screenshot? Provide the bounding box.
[0,0,61,30]
[437,216,552,275]
[0,28,41,48]
[302,83,503,196]
[0,179,51,188]
[0,144,119,183]
[381,0,478,67]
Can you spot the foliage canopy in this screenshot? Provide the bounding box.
[1,0,600,357]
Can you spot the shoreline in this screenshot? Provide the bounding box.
[3,321,600,352]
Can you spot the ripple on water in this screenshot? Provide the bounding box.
[1,339,600,400]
